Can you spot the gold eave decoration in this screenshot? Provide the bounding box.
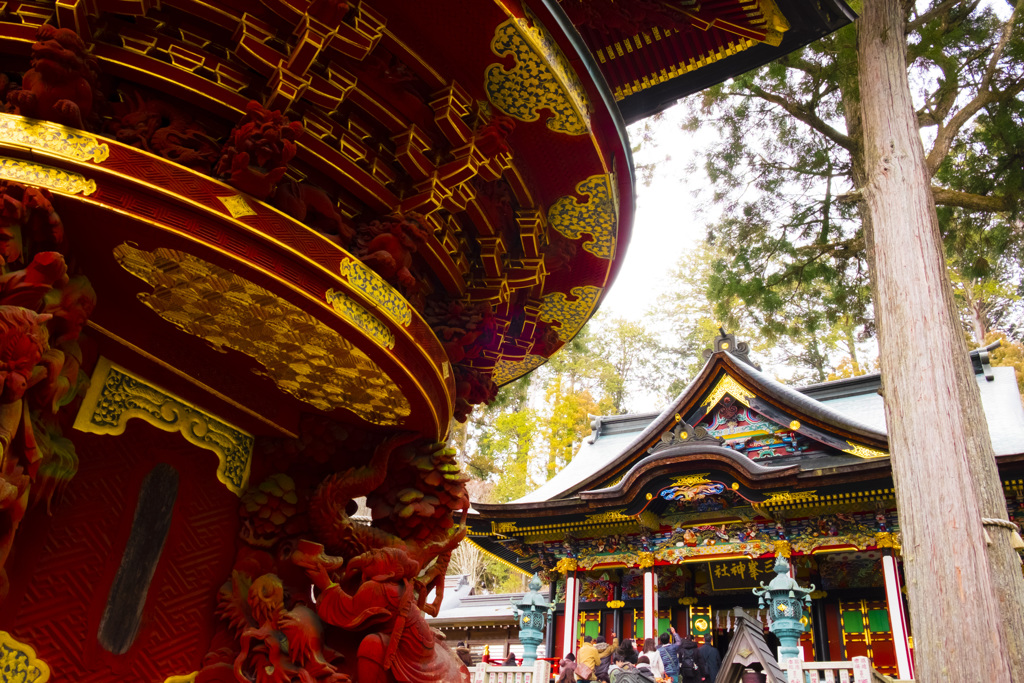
[548,174,617,260]
[485,9,591,136]
[670,473,712,488]
[583,509,631,524]
[74,358,254,495]
[0,631,50,683]
[761,490,819,507]
[701,374,754,408]
[0,157,96,195]
[326,288,395,349]
[843,441,889,459]
[113,244,410,423]
[491,520,520,535]
[492,353,545,386]
[0,112,109,162]
[338,257,412,327]
[539,285,602,342]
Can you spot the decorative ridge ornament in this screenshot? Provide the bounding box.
[701,374,754,409]
[649,419,725,454]
[703,328,761,369]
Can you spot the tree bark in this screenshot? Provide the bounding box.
[857,1,1024,681]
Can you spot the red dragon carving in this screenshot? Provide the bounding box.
[215,101,303,200]
[7,25,100,130]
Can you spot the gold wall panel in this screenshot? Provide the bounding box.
[74,357,254,495]
[113,244,410,425]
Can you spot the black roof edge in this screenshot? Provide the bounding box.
[617,0,857,124]
[540,0,636,188]
[799,340,1001,400]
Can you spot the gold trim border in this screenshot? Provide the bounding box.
[0,112,109,163]
[73,357,254,495]
[0,157,96,195]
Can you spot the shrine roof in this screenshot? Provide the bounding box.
[554,0,857,123]
[483,340,1024,508]
[425,579,523,627]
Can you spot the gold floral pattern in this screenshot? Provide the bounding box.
[548,175,617,259]
[325,288,395,349]
[485,11,591,136]
[539,285,602,342]
[74,358,253,495]
[0,157,96,195]
[0,112,109,162]
[217,195,256,218]
[113,244,410,424]
[843,441,889,459]
[338,257,412,327]
[0,631,49,683]
[492,354,545,385]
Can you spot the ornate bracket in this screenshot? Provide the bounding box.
[73,357,253,495]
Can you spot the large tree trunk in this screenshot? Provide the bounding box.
[857,1,1024,681]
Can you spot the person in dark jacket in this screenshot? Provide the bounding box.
[678,638,707,683]
[504,652,518,666]
[698,641,721,682]
[454,642,475,669]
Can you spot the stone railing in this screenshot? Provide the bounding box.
[784,656,912,682]
[471,660,552,683]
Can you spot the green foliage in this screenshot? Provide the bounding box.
[666,0,1024,379]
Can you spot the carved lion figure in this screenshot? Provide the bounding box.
[7,25,99,129]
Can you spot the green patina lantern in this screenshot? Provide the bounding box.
[752,556,815,663]
[510,574,554,666]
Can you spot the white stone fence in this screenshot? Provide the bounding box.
[785,656,911,683]
[470,660,552,683]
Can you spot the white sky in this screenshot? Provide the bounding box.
[602,110,719,319]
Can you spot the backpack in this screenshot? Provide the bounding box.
[679,649,701,683]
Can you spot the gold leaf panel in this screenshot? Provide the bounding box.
[113,244,410,425]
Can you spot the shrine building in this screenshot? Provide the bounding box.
[0,1,855,682]
[469,332,1024,681]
